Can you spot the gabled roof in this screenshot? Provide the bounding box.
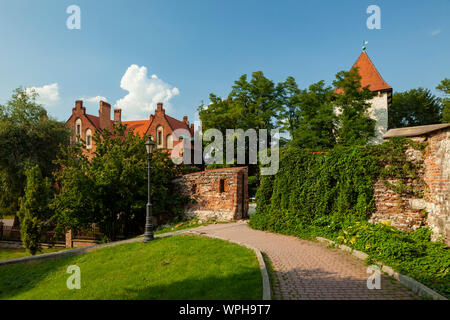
[336,51,392,94]
[383,123,450,139]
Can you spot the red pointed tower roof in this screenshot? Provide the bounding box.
[336,51,392,94]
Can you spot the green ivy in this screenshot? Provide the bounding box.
[249,139,449,298]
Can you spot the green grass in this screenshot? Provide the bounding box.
[0,235,262,300]
[0,247,65,261]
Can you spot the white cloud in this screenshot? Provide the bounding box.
[85,96,108,104]
[431,29,442,36]
[115,64,180,120]
[25,83,60,106]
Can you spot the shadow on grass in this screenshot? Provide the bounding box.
[0,254,80,299]
[122,271,262,300]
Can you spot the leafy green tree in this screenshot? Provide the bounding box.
[437,78,450,123]
[52,124,186,241]
[17,165,53,255]
[389,88,442,128]
[0,88,69,218]
[333,68,376,146]
[290,81,337,150]
[199,71,284,179]
[199,71,283,133]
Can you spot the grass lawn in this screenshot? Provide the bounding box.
[0,235,262,300]
[0,247,65,261]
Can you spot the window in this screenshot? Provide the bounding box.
[219,179,225,193]
[166,134,173,149]
[156,126,163,148]
[86,129,92,150]
[75,119,82,142]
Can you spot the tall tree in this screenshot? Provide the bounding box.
[290,81,337,150]
[333,68,376,146]
[437,78,450,123]
[17,165,53,255]
[198,71,284,177]
[389,88,442,128]
[0,88,69,218]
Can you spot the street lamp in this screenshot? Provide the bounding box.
[143,135,155,242]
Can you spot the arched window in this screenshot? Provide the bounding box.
[86,129,93,150]
[166,134,173,149]
[156,126,163,149]
[75,118,82,142]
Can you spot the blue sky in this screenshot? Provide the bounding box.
[0,0,448,123]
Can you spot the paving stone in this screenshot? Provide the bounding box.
[195,222,419,300]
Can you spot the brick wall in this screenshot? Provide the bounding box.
[172,167,249,222]
[371,129,450,244]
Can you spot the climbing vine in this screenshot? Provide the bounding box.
[250,138,427,236]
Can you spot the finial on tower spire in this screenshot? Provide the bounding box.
[362,40,369,52]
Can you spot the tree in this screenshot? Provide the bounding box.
[333,68,376,146]
[198,71,285,179]
[290,81,337,150]
[437,78,450,123]
[17,165,53,255]
[199,71,283,133]
[52,124,186,241]
[389,88,442,128]
[0,88,70,218]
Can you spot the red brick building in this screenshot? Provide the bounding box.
[66,100,194,157]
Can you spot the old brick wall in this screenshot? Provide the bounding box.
[172,167,249,222]
[423,129,450,243]
[371,129,450,244]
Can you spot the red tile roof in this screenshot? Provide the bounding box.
[336,52,392,94]
[86,114,101,128]
[122,120,150,137]
[165,114,192,134]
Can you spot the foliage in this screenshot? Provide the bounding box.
[0,236,262,300]
[249,138,448,297]
[437,78,450,123]
[336,222,449,297]
[333,68,376,146]
[289,81,337,150]
[17,166,53,255]
[51,124,187,241]
[0,88,69,218]
[389,88,443,128]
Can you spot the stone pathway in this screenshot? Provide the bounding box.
[194,222,419,300]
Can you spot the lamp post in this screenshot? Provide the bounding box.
[143,135,155,242]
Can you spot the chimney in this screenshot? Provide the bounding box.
[114,109,122,124]
[156,102,165,114]
[74,100,86,114]
[75,100,83,109]
[99,101,112,130]
[183,116,189,125]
